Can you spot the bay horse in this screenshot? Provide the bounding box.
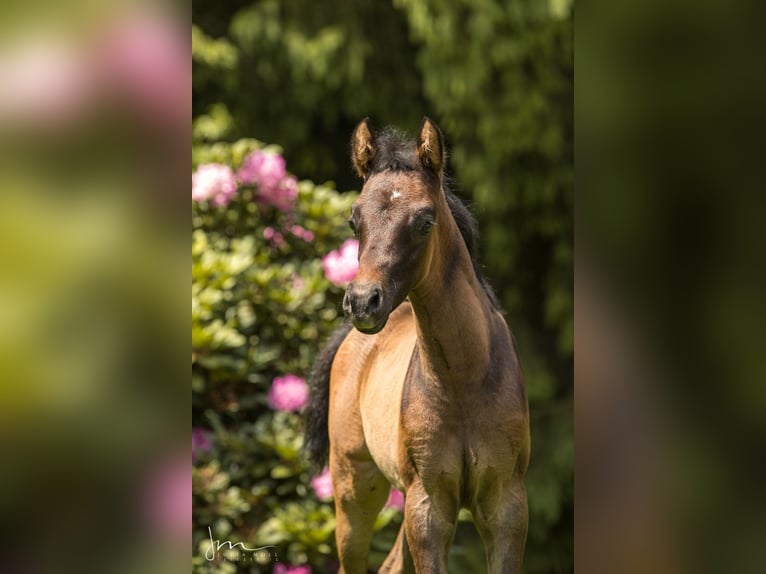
[305,118,530,573]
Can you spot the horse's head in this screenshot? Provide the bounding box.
[343,117,447,334]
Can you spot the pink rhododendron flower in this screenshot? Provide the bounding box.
[273,565,311,574]
[192,163,237,206]
[269,175,299,211]
[255,175,298,211]
[268,374,309,412]
[145,454,191,543]
[0,38,93,127]
[0,8,189,131]
[263,226,285,247]
[385,488,405,511]
[322,239,359,286]
[238,151,298,211]
[99,9,190,126]
[290,224,314,242]
[311,467,334,501]
[238,150,286,188]
[192,427,212,461]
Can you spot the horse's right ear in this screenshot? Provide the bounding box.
[416,116,445,175]
[351,118,376,178]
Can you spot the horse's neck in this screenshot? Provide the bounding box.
[408,219,494,384]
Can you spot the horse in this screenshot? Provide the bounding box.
[304,117,530,574]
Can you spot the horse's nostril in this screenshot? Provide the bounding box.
[368,287,382,314]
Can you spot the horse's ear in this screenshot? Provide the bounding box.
[351,118,376,178]
[416,116,445,175]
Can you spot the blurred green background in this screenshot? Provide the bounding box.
[192,1,572,572]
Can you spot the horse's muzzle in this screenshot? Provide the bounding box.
[343,282,389,334]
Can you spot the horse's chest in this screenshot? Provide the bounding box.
[401,387,518,480]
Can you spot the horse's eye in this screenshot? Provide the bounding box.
[419,220,434,235]
[348,218,358,236]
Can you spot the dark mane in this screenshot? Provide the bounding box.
[369,127,419,173]
[444,183,503,311]
[361,127,502,311]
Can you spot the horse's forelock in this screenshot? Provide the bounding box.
[368,127,419,173]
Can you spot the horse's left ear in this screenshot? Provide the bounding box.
[416,116,445,175]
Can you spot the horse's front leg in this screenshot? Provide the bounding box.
[402,479,458,574]
[331,453,390,574]
[473,473,528,574]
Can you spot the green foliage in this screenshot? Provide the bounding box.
[193,1,573,572]
[193,0,426,185]
[193,136,386,573]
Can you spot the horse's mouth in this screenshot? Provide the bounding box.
[352,314,389,335]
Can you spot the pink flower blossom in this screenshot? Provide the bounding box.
[268,374,309,412]
[192,163,237,206]
[0,38,93,128]
[238,151,297,211]
[192,427,212,461]
[322,239,359,286]
[311,467,334,501]
[0,9,189,131]
[273,564,311,574]
[99,9,190,127]
[144,454,191,543]
[290,225,314,242]
[239,150,286,188]
[263,227,285,247]
[256,175,298,211]
[385,489,405,511]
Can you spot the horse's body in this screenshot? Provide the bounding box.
[305,119,529,574]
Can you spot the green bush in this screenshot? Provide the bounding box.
[192,135,410,573]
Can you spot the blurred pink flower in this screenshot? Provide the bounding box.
[238,151,297,211]
[322,239,359,286]
[273,564,311,574]
[239,150,286,188]
[145,454,191,543]
[192,163,237,206]
[0,38,93,127]
[385,488,405,511]
[259,175,298,211]
[99,9,190,126]
[290,225,314,242]
[263,226,285,247]
[0,8,189,131]
[192,427,212,461]
[268,374,309,412]
[311,467,334,501]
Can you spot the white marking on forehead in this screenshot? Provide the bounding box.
[390,188,402,201]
